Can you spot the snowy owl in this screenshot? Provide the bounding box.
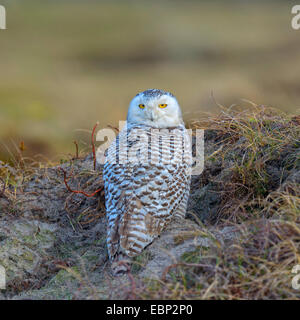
[102,89,192,275]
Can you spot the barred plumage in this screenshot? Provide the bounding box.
[101,89,192,275]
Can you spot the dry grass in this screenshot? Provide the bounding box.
[0,105,299,300]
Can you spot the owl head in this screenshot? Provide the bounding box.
[127,89,184,128]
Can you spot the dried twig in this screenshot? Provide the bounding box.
[107,124,120,133]
[116,261,137,300]
[59,167,103,198]
[0,177,6,198]
[73,141,79,159]
[91,122,99,170]
[126,269,137,300]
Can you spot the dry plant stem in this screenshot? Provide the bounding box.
[126,270,137,300]
[92,122,99,170]
[73,141,79,159]
[60,122,102,198]
[0,177,6,197]
[107,124,120,134]
[120,261,136,300]
[59,167,103,198]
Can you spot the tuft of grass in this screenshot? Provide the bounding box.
[191,105,299,223]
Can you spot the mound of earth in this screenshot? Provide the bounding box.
[0,115,299,299]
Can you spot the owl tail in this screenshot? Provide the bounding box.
[111,253,131,276]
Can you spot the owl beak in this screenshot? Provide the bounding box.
[150,110,155,121]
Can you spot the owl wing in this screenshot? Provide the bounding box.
[119,162,190,257]
[104,161,190,259]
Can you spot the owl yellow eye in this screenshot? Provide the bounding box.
[139,104,145,109]
[159,104,168,108]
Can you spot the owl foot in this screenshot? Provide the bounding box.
[111,254,131,276]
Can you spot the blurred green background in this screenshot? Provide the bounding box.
[0,0,299,162]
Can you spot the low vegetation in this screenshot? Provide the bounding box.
[0,105,299,300]
[136,106,300,299]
